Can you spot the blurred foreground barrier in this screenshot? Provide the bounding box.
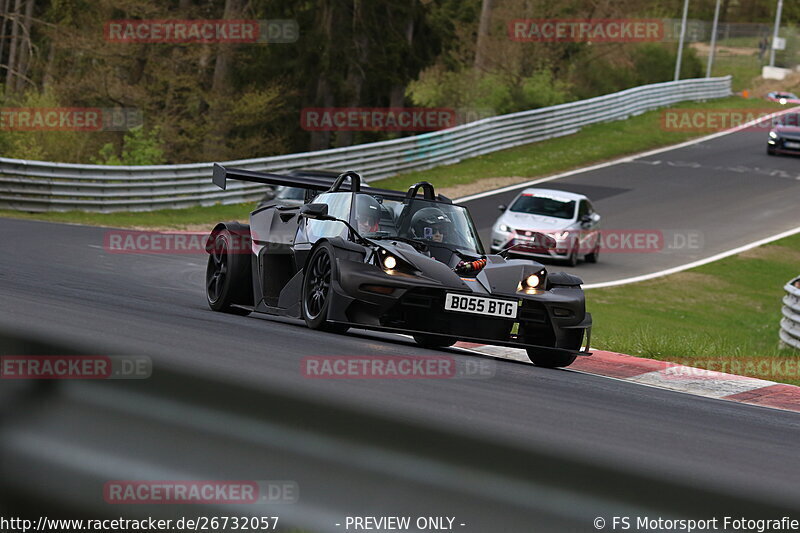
[0,77,731,213]
[0,324,795,532]
[781,276,800,350]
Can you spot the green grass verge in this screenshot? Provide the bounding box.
[0,203,251,230]
[589,234,800,385]
[709,54,764,93]
[0,96,779,230]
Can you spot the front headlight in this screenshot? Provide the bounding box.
[518,269,546,292]
[770,131,778,139]
[554,230,570,240]
[375,247,414,274]
[499,224,512,233]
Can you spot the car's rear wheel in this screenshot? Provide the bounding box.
[302,244,349,333]
[413,334,457,348]
[206,228,253,315]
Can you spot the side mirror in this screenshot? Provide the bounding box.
[300,203,332,220]
[299,203,370,245]
[497,204,507,212]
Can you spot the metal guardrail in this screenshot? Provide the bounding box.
[0,77,732,213]
[781,277,800,350]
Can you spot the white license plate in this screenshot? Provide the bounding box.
[785,141,800,149]
[444,293,518,319]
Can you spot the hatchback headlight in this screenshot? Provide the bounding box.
[499,224,512,233]
[770,131,778,139]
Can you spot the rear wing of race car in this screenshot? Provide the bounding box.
[212,164,452,203]
[213,163,396,196]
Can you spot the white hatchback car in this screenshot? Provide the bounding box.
[490,188,601,266]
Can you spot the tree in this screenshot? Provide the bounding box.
[474,0,494,71]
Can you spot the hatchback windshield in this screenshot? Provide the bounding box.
[509,193,576,219]
[352,193,483,253]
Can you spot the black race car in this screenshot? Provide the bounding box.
[206,164,592,368]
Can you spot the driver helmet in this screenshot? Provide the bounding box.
[356,195,382,234]
[411,207,453,243]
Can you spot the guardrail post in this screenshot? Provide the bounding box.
[780,276,800,350]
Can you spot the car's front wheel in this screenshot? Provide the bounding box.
[526,350,577,368]
[767,145,777,156]
[585,241,600,263]
[413,334,457,348]
[526,329,583,368]
[302,244,349,333]
[566,242,579,267]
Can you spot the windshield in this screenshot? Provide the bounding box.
[509,193,576,219]
[352,193,483,253]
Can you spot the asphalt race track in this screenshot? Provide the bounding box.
[2,209,800,521]
[3,125,800,526]
[464,126,800,285]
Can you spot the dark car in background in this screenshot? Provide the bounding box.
[768,112,800,156]
[256,169,342,209]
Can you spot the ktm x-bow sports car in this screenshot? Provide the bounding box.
[205,165,592,368]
